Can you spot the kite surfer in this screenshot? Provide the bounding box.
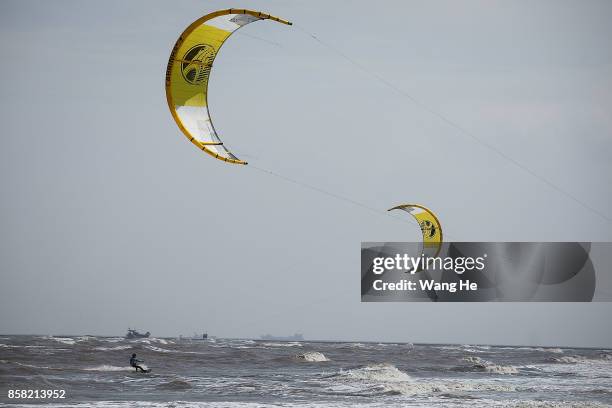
[129,353,148,373]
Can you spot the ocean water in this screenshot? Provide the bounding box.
[1,335,611,407]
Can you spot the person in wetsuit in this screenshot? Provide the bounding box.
[130,353,146,372]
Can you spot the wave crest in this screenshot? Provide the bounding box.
[295,351,329,362]
[462,356,519,374]
[49,337,76,345]
[339,363,412,383]
[549,355,587,364]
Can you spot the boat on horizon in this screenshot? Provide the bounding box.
[125,328,150,339]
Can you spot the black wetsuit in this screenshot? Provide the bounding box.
[130,356,145,372]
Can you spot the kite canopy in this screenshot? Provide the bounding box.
[165,9,292,164]
[388,204,443,258]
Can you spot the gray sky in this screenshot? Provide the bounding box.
[1,0,611,347]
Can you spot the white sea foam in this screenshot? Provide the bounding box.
[151,338,173,345]
[296,351,329,362]
[380,380,517,396]
[340,363,412,382]
[0,344,46,349]
[483,364,519,374]
[101,337,125,343]
[332,363,517,396]
[208,339,255,349]
[551,355,588,364]
[50,337,76,345]
[348,343,368,349]
[463,356,519,374]
[461,344,490,353]
[125,337,172,345]
[129,339,151,344]
[84,365,135,372]
[145,345,174,353]
[143,345,204,355]
[463,348,485,353]
[75,336,95,341]
[540,347,564,354]
[464,356,485,364]
[94,345,132,351]
[514,346,565,353]
[497,402,610,408]
[3,400,611,408]
[436,345,462,351]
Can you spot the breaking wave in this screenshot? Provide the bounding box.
[295,351,329,362]
[339,363,412,382]
[549,355,588,364]
[462,356,519,374]
[330,363,516,396]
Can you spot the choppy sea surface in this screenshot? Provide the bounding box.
[0,335,611,407]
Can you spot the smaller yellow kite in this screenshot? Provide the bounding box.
[388,204,443,258]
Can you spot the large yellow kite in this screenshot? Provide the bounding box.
[165,9,292,164]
